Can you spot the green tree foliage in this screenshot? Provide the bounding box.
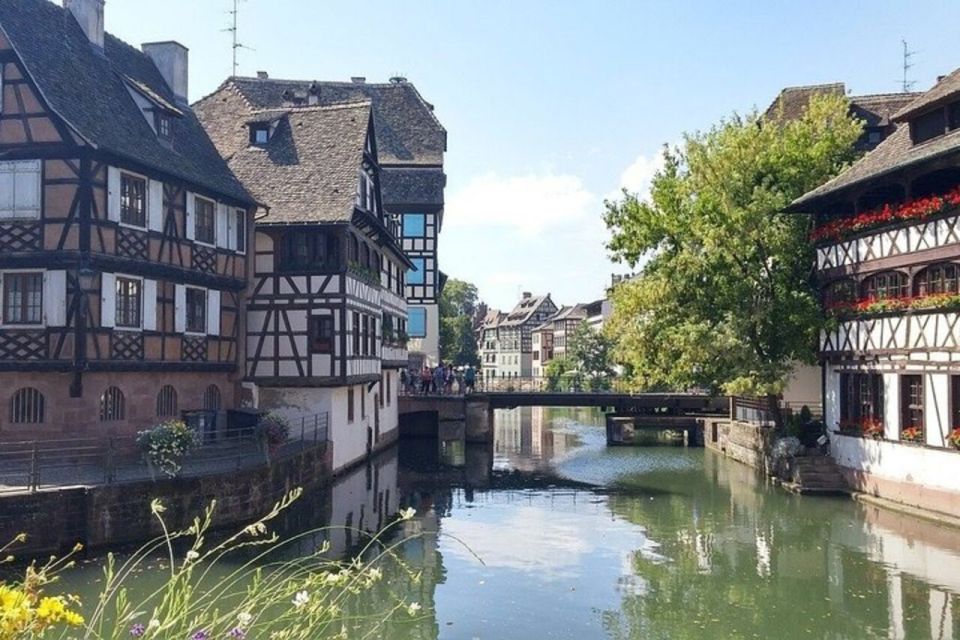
[544,355,576,392]
[439,278,481,366]
[568,322,616,391]
[603,94,863,395]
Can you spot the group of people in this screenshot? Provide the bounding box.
[401,363,477,396]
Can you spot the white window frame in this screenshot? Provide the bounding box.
[183,285,208,336]
[117,169,149,231]
[0,160,42,220]
[234,208,247,254]
[112,274,145,332]
[189,194,218,248]
[0,269,46,329]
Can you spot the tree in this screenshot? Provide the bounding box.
[568,322,616,391]
[439,278,481,366]
[603,94,863,395]
[544,355,576,392]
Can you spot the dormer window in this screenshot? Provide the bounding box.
[912,109,946,144]
[250,125,270,146]
[155,113,172,140]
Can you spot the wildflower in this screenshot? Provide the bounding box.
[129,623,146,637]
[399,507,416,521]
[368,567,383,581]
[150,500,166,515]
[229,628,247,639]
[406,602,422,616]
[191,630,210,640]
[237,612,253,627]
[292,590,310,609]
[185,550,200,562]
[148,618,161,631]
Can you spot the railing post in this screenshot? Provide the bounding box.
[314,414,319,444]
[29,441,38,493]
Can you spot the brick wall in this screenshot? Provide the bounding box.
[704,418,775,472]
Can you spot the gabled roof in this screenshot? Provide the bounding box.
[893,68,960,121]
[482,309,505,329]
[221,102,374,225]
[790,70,960,210]
[218,76,446,166]
[501,294,553,327]
[0,0,252,204]
[764,83,919,129]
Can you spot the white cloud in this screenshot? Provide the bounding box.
[446,172,595,235]
[603,149,666,203]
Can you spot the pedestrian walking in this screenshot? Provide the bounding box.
[464,365,476,395]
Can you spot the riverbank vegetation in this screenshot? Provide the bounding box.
[603,94,864,395]
[440,278,481,366]
[0,490,425,639]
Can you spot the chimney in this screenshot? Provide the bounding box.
[64,0,105,49]
[142,41,189,104]
[351,76,366,84]
[522,292,532,300]
[257,71,269,79]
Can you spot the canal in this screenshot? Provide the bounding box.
[60,407,960,639]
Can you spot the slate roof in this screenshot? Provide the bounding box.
[791,71,960,210]
[220,76,446,166]
[0,0,252,204]
[502,295,553,327]
[482,309,505,330]
[223,102,374,225]
[380,167,445,206]
[534,305,587,331]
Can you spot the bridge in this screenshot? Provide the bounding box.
[398,391,730,446]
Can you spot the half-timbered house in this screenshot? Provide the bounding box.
[790,68,960,515]
[0,0,255,442]
[488,293,557,380]
[199,74,447,369]
[196,94,412,472]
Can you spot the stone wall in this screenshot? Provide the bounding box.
[704,418,775,471]
[0,443,332,558]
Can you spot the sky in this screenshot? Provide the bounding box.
[104,0,957,310]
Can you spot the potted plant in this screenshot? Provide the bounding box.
[948,427,960,450]
[136,420,200,478]
[861,418,884,440]
[900,426,923,443]
[258,413,290,453]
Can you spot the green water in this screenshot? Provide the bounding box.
[60,407,960,638]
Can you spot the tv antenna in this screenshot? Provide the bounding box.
[224,0,254,76]
[900,39,916,93]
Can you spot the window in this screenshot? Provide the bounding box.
[194,197,216,245]
[369,317,377,356]
[386,373,391,406]
[115,277,142,329]
[3,272,42,325]
[952,376,960,435]
[915,263,959,297]
[156,385,178,417]
[360,243,369,270]
[278,231,340,272]
[235,209,246,253]
[119,173,147,227]
[863,271,908,301]
[203,385,222,411]
[10,387,44,424]
[361,387,366,418]
[156,113,172,139]
[251,125,270,145]
[912,109,946,144]
[407,258,426,285]
[403,213,426,238]
[901,375,924,435]
[348,234,359,263]
[310,316,334,354]
[185,288,207,333]
[950,102,960,131]
[361,315,369,356]
[352,312,361,355]
[824,279,856,308]
[99,386,126,422]
[348,388,355,423]
[840,373,883,427]
[0,160,41,220]
[408,307,426,338]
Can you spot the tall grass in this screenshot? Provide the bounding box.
[2,488,428,639]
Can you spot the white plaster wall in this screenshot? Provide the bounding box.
[883,373,901,441]
[782,363,821,406]
[832,436,960,494]
[925,373,951,447]
[824,367,841,431]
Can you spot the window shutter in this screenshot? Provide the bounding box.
[216,203,228,249]
[226,208,237,251]
[15,161,41,217]
[43,270,67,327]
[107,167,121,222]
[148,179,164,232]
[0,164,14,218]
[185,192,196,240]
[207,289,221,336]
[143,279,158,331]
[174,284,186,333]
[100,272,116,328]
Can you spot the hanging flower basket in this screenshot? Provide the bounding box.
[136,420,200,478]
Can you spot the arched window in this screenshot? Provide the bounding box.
[360,243,369,269]
[10,387,44,424]
[99,387,126,421]
[348,234,359,263]
[862,271,908,301]
[915,263,959,297]
[823,279,856,308]
[156,385,178,417]
[203,385,222,411]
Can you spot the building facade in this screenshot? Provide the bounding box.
[0,0,256,442]
[482,293,556,380]
[196,91,412,472]
[202,75,447,369]
[790,68,960,516]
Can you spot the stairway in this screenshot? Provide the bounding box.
[786,454,849,495]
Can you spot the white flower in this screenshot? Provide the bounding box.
[292,590,310,609]
[399,507,416,521]
[406,602,422,616]
[237,612,253,626]
[367,568,383,581]
[148,619,161,630]
[185,550,200,562]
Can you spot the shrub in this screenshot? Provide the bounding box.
[259,413,291,445]
[136,420,200,478]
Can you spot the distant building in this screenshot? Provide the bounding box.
[789,68,960,515]
[480,293,556,380]
[479,308,505,380]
